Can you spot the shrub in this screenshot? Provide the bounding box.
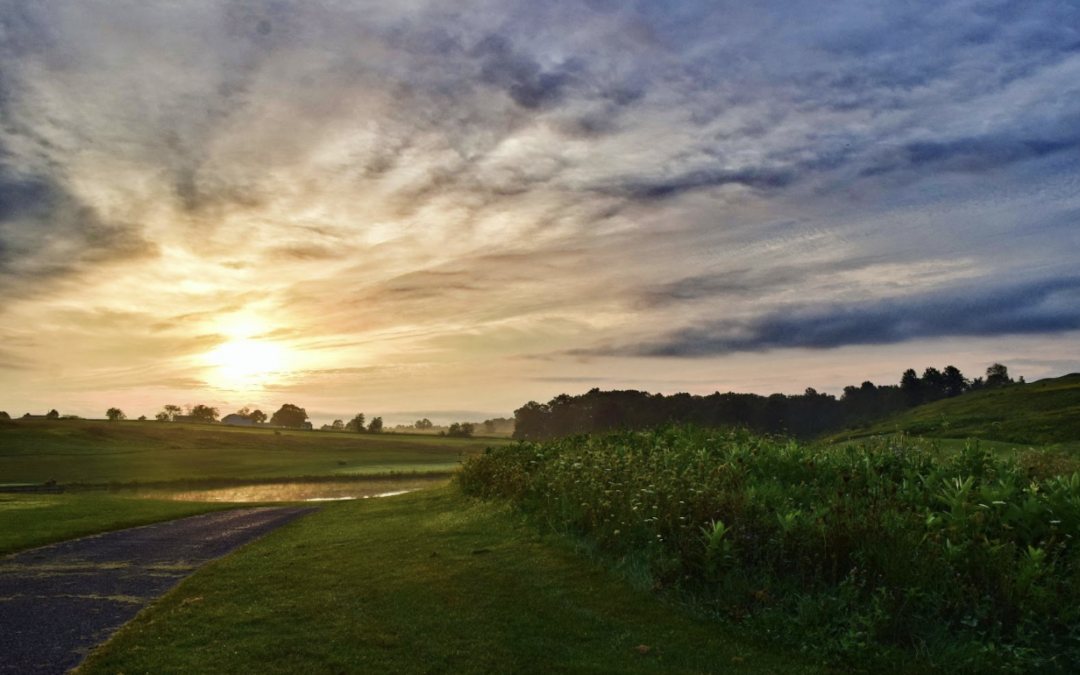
[460,426,1080,671]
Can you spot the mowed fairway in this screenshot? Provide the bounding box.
[0,420,508,485]
[76,486,841,675]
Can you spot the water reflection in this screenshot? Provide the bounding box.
[126,478,445,503]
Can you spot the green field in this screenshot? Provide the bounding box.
[824,373,1080,446]
[77,485,839,675]
[0,419,508,485]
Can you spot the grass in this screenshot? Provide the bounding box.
[0,419,508,485]
[77,485,842,675]
[824,373,1080,447]
[0,492,243,556]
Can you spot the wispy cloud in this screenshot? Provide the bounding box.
[2,0,1079,416]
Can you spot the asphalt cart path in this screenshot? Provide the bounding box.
[0,506,318,674]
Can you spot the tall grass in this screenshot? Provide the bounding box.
[459,426,1080,672]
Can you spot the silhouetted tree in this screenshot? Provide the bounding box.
[137,415,147,421]
[249,409,267,424]
[921,367,945,403]
[190,405,219,423]
[986,363,1013,388]
[0,411,9,420]
[367,416,383,434]
[900,369,923,407]
[415,418,433,430]
[331,419,345,431]
[942,365,968,398]
[106,407,126,421]
[159,404,182,422]
[270,404,308,428]
[347,413,366,432]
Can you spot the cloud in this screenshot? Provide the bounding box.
[582,276,1080,357]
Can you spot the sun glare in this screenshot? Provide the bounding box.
[205,339,289,390]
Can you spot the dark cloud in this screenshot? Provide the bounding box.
[0,165,156,294]
[601,165,798,201]
[471,33,583,110]
[637,257,882,307]
[585,276,1080,357]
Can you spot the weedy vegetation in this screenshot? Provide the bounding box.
[460,425,1080,672]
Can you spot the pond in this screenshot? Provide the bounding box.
[113,476,448,503]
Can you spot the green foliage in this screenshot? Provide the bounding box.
[460,425,1080,671]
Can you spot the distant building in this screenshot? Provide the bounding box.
[221,414,253,426]
[173,415,197,424]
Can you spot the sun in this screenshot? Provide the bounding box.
[205,338,288,390]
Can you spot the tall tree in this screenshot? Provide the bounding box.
[900,369,923,407]
[367,416,383,434]
[347,413,366,432]
[921,367,945,403]
[106,407,126,421]
[942,365,968,398]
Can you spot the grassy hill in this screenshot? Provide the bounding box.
[0,419,508,485]
[824,372,1080,446]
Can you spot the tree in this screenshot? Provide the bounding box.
[0,411,10,420]
[332,419,345,431]
[900,369,923,407]
[446,422,474,438]
[160,404,182,422]
[155,411,169,422]
[986,363,1013,388]
[367,416,383,434]
[250,409,267,424]
[106,407,126,421]
[190,404,219,423]
[921,367,945,403]
[46,409,60,420]
[137,415,147,421]
[271,403,308,428]
[415,418,433,430]
[942,365,968,398]
[346,413,366,433]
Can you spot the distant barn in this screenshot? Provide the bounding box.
[221,414,253,426]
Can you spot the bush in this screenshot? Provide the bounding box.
[460,426,1080,672]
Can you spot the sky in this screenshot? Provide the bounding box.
[1,0,1079,425]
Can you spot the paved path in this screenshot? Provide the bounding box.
[0,507,317,674]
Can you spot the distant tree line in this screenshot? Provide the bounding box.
[513,363,1019,442]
